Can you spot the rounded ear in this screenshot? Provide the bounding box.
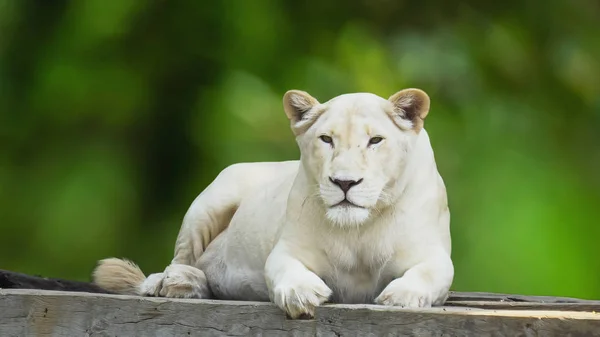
[388,88,430,132]
[283,90,322,135]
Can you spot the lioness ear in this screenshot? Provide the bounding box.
[283,90,321,135]
[388,88,430,132]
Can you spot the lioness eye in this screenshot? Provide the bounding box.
[369,137,383,145]
[319,135,333,144]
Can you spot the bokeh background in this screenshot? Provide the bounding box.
[1,0,599,300]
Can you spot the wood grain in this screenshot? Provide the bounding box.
[447,291,600,304]
[445,300,600,312]
[2,269,598,305]
[1,289,599,337]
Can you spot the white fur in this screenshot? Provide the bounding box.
[93,89,453,319]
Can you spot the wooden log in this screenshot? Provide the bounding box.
[446,291,600,304]
[0,269,110,294]
[1,289,600,337]
[445,300,600,312]
[3,268,599,305]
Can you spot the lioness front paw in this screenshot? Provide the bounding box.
[139,264,210,299]
[375,278,433,308]
[272,272,333,319]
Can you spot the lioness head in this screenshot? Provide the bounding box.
[283,89,430,228]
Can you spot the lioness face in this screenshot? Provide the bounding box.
[283,89,430,228]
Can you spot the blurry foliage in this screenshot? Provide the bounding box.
[1,0,599,299]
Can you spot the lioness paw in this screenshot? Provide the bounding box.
[272,273,332,319]
[139,264,210,299]
[139,272,165,296]
[375,278,433,308]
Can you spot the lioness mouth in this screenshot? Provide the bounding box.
[333,199,364,208]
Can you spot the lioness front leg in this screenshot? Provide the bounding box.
[265,242,332,318]
[375,252,454,308]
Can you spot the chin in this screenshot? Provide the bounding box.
[326,206,370,228]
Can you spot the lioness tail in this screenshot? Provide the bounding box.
[92,258,146,295]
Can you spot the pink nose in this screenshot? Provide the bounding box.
[329,177,363,194]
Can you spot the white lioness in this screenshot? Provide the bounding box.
[93,88,453,318]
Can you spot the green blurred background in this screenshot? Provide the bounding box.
[1,0,599,299]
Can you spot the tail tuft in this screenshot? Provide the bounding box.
[92,258,146,295]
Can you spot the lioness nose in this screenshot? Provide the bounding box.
[330,178,363,194]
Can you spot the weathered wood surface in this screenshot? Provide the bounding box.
[446,291,600,304]
[445,300,600,312]
[1,289,600,337]
[2,268,599,305]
